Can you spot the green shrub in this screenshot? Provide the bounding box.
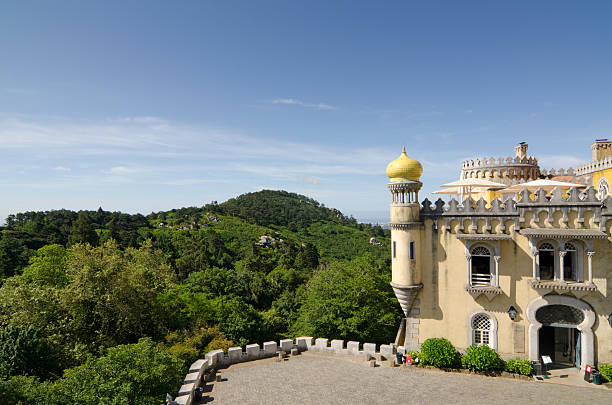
[504,358,533,376]
[420,338,460,368]
[599,363,612,382]
[461,345,502,372]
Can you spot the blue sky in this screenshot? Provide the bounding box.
[1,1,611,222]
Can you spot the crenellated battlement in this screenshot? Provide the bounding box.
[461,155,539,170]
[421,186,612,232]
[539,167,576,177]
[576,155,612,176]
[174,337,402,404]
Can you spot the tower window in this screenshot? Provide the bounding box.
[392,241,396,258]
[563,242,577,281]
[409,242,415,260]
[470,246,492,286]
[538,243,555,281]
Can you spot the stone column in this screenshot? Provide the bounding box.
[587,251,595,284]
[559,250,567,282]
[531,248,539,281]
[494,256,501,288]
[466,252,472,286]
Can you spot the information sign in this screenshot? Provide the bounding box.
[584,365,592,382]
[541,355,552,364]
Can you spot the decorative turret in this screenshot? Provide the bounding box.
[591,139,612,161]
[386,147,424,350]
[460,143,541,186]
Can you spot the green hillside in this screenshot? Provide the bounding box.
[0,190,400,404]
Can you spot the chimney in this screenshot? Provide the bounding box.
[514,142,528,159]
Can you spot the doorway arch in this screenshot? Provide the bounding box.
[526,295,595,369]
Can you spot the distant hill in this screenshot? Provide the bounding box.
[217,190,351,229]
[0,190,389,278]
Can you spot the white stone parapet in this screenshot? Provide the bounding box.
[296,336,313,351]
[363,343,377,354]
[314,337,329,351]
[576,156,612,176]
[228,346,243,363]
[279,339,293,353]
[175,337,398,403]
[246,343,260,360]
[347,341,360,353]
[331,339,344,353]
[263,341,278,356]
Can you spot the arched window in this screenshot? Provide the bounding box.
[538,242,555,280]
[563,242,577,281]
[598,178,610,200]
[472,313,492,347]
[471,246,491,286]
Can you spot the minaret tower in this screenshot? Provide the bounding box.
[386,147,424,349]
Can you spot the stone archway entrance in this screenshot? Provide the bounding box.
[526,295,595,370]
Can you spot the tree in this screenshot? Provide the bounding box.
[0,234,28,279]
[64,240,177,346]
[0,325,57,380]
[68,211,98,246]
[291,254,401,344]
[294,242,319,269]
[49,338,184,405]
[21,244,69,287]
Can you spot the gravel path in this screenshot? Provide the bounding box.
[203,352,611,404]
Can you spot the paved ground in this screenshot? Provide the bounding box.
[202,352,611,405]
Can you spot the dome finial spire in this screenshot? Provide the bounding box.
[386,147,423,182]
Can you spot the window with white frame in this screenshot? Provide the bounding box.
[472,313,491,347]
[471,246,492,286]
[563,242,577,281]
[538,242,555,280]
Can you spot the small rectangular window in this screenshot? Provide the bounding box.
[392,241,396,258]
[409,242,415,260]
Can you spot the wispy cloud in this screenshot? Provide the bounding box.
[538,155,586,169]
[53,166,71,171]
[271,98,336,110]
[107,166,148,175]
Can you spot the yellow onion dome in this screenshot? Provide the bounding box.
[386,147,423,182]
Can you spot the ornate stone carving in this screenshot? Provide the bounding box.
[390,283,422,317]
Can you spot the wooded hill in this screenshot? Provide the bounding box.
[0,190,400,405]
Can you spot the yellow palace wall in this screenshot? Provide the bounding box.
[593,167,612,191]
[416,216,612,364]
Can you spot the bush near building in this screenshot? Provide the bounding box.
[420,338,461,368]
[599,363,612,382]
[461,345,502,372]
[503,358,533,376]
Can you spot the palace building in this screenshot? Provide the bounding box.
[387,141,612,370]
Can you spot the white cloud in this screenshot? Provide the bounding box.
[300,176,320,185]
[538,155,586,169]
[107,166,148,175]
[53,166,71,171]
[271,98,336,110]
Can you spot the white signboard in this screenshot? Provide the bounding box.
[541,355,552,364]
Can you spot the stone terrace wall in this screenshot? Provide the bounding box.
[172,337,400,404]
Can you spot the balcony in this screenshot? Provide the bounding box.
[471,273,491,286]
[465,273,502,301]
[530,280,597,298]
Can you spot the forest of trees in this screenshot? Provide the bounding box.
[0,190,399,404]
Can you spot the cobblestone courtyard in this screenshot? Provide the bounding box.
[204,352,611,404]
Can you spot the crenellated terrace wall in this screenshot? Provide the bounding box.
[172,337,400,404]
[421,186,612,232]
